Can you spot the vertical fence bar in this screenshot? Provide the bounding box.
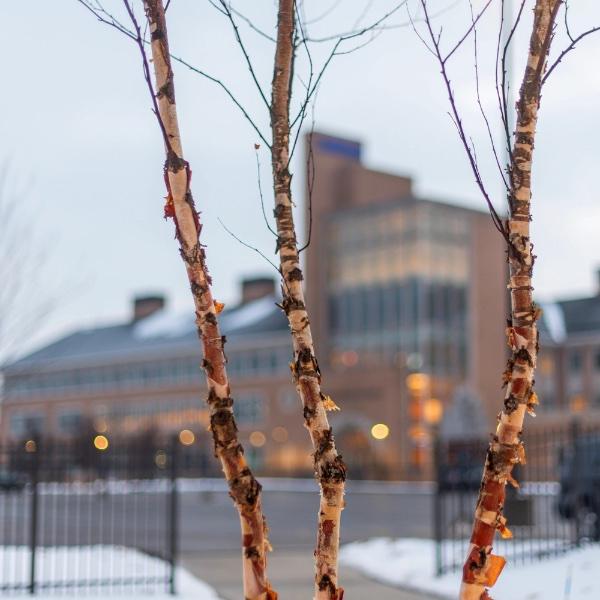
[571,419,581,548]
[29,442,39,595]
[168,435,179,595]
[433,428,443,576]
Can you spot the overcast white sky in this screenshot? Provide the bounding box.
[2,1,599,354]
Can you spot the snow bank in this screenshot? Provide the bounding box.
[1,545,220,599]
[340,537,600,599]
[38,477,435,496]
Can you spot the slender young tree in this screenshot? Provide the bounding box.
[144,3,276,597]
[270,2,346,598]
[459,3,561,597]
[77,1,278,597]
[417,0,598,597]
[459,2,558,597]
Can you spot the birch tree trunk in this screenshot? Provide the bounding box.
[270,2,346,599]
[460,2,561,598]
[142,2,275,598]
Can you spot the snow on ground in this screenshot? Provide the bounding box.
[38,477,436,496]
[1,545,220,599]
[38,477,560,498]
[340,538,600,600]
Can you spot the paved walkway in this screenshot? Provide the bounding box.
[181,549,438,599]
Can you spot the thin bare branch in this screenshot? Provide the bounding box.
[289,3,315,161]
[170,52,271,148]
[211,0,271,110]
[543,24,600,84]
[500,0,527,168]
[443,0,493,64]
[563,0,574,42]
[75,0,137,41]
[289,0,409,132]
[76,0,270,148]
[120,0,175,160]
[494,0,509,159]
[470,0,509,190]
[254,148,278,238]
[226,3,277,42]
[298,113,316,253]
[417,0,508,239]
[217,217,282,274]
[303,0,409,42]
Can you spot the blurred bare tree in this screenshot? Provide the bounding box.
[0,165,55,365]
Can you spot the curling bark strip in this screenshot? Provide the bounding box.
[142,2,276,598]
[460,2,561,599]
[270,2,346,598]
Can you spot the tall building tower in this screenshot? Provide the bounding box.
[304,132,507,477]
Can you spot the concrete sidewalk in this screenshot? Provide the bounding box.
[181,549,437,600]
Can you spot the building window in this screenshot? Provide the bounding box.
[234,393,265,425]
[58,409,83,435]
[279,389,298,414]
[569,351,582,372]
[10,413,44,438]
[595,350,600,371]
[539,355,555,376]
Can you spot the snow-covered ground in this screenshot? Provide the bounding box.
[1,545,220,599]
[340,538,600,600]
[37,477,435,496]
[37,477,559,497]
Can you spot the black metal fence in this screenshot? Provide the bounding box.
[0,437,181,595]
[434,420,600,575]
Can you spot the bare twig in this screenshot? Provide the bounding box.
[303,0,460,42]
[75,0,271,148]
[225,3,277,43]
[217,217,282,274]
[170,52,271,148]
[298,113,316,253]
[210,0,271,110]
[254,148,278,238]
[120,0,175,160]
[543,24,600,84]
[470,0,509,190]
[290,0,410,130]
[500,0,527,170]
[415,0,508,239]
[443,0,493,64]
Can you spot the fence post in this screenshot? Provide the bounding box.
[433,426,443,576]
[571,418,581,547]
[29,440,40,595]
[168,435,179,595]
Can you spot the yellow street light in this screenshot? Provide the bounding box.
[24,440,37,453]
[406,373,430,393]
[371,423,390,441]
[93,435,109,451]
[423,397,444,426]
[179,429,195,446]
[249,431,266,448]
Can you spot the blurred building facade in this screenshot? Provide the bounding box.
[535,271,600,424]
[304,133,507,476]
[1,281,306,474]
[1,133,516,479]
